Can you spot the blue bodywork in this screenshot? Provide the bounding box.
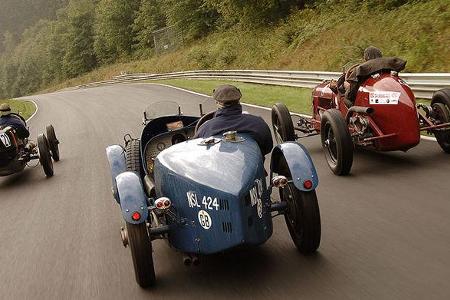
[116,172,149,224]
[154,135,272,254]
[106,112,318,255]
[106,145,126,203]
[270,142,319,191]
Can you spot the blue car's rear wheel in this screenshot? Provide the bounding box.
[272,103,295,144]
[125,139,155,288]
[280,183,321,254]
[126,222,156,288]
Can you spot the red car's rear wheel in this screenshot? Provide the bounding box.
[431,89,450,153]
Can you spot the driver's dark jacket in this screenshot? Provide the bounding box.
[194,104,273,156]
[0,114,29,139]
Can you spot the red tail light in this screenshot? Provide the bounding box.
[131,211,141,221]
[303,180,313,190]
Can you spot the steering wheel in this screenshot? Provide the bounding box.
[194,111,215,135]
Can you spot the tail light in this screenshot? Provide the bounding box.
[303,180,313,190]
[131,211,141,221]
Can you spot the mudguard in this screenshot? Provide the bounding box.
[106,145,126,203]
[116,172,149,224]
[270,142,319,191]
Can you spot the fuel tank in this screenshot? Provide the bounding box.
[153,135,273,254]
[356,73,420,151]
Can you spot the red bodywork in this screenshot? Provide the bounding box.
[310,72,421,152]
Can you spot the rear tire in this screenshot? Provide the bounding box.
[431,89,450,113]
[272,103,295,143]
[124,139,155,287]
[320,109,353,175]
[280,183,321,254]
[126,222,156,288]
[37,134,54,177]
[46,125,60,162]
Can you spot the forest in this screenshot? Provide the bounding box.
[0,0,448,98]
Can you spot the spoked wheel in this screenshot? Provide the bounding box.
[126,222,156,288]
[37,134,54,177]
[46,125,60,161]
[320,109,353,175]
[431,89,450,153]
[272,103,295,144]
[124,139,156,288]
[280,183,321,254]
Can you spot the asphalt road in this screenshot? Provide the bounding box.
[1,83,449,299]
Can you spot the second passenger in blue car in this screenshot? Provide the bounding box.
[194,84,273,156]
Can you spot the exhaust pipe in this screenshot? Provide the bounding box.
[183,254,192,266]
[346,106,374,122]
[120,227,128,248]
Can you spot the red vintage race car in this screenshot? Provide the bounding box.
[271,61,450,176]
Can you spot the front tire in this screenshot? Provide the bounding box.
[280,183,321,254]
[431,89,450,153]
[320,109,353,175]
[37,134,54,177]
[272,103,295,144]
[126,222,156,288]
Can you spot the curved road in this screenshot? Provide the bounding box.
[1,84,450,299]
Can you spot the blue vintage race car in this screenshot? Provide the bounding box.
[106,101,321,288]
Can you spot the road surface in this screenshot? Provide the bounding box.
[1,83,449,299]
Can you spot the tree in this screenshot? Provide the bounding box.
[63,0,97,77]
[163,0,219,40]
[94,0,141,64]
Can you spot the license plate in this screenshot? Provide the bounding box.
[369,91,401,105]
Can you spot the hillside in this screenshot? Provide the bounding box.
[1,0,449,98]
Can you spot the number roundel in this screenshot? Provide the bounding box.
[198,210,212,230]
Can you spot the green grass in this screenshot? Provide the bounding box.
[149,79,313,114]
[1,99,36,120]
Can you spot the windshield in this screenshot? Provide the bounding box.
[200,97,217,116]
[144,101,181,121]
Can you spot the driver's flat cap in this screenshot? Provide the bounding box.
[212,85,242,103]
[0,103,11,112]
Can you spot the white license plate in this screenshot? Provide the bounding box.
[369,91,401,105]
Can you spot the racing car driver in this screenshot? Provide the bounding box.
[0,103,30,139]
[194,85,273,156]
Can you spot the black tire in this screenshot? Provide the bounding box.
[272,103,295,144]
[431,89,450,113]
[37,134,54,177]
[126,222,156,288]
[320,109,353,175]
[46,125,60,162]
[432,103,450,153]
[125,139,142,174]
[280,183,321,254]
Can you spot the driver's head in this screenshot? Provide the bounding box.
[0,103,12,117]
[213,85,242,108]
[363,46,383,61]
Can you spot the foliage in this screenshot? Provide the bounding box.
[0,0,448,99]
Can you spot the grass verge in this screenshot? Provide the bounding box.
[149,79,313,114]
[1,99,36,120]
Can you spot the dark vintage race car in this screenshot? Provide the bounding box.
[272,58,450,175]
[0,116,59,177]
[106,101,321,288]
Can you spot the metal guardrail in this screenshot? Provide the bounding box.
[78,70,450,99]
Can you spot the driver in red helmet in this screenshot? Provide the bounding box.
[194,85,273,156]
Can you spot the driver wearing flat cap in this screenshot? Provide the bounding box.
[194,85,273,156]
[0,103,30,139]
